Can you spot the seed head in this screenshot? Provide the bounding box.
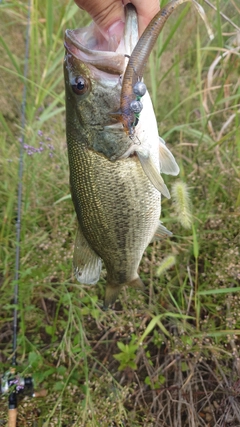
[156,255,176,276]
[172,181,192,229]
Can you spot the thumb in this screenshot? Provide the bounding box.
[74,0,125,41]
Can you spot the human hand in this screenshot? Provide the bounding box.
[74,0,160,40]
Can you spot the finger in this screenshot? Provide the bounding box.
[74,0,125,36]
[123,0,160,35]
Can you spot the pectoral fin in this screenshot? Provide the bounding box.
[73,226,102,285]
[137,151,170,198]
[159,137,180,176]
[151,221,173,242]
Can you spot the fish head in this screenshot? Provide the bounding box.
[64,6,139,160]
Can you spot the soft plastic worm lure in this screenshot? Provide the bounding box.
[120,0,213,135]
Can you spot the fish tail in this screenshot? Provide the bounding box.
[104,276,145,308]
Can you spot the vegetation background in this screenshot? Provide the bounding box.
[0,0,239,425]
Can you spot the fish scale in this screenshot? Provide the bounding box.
[69,139,160,284]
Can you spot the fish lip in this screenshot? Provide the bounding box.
[64,5,139,75]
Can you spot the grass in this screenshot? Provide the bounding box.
[0,0,240,425]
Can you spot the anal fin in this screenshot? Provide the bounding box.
[73,226,102,285]
[151,221,172,242]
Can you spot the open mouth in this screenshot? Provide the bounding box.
[65,25,126,75]
[64,6,138,75]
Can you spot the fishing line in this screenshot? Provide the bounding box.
[12,0,31,367]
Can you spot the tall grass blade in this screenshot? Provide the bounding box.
[46,0,53,51]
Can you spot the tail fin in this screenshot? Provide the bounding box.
[104,276,145,308]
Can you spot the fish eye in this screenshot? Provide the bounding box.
[71,76,90,95]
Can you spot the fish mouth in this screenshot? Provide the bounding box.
[64,5,138,75]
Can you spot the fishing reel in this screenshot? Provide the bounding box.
[1,367,47,427]
[1,367,34,402]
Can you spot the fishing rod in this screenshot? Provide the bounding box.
[0,1,46,425]
[203,0,240,31]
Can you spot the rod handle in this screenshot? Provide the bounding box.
[8,408,17,427]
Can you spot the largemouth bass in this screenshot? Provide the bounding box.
[64,4,180,307]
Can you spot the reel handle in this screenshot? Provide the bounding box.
[8,408,17,427]
[34,389,47,398]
